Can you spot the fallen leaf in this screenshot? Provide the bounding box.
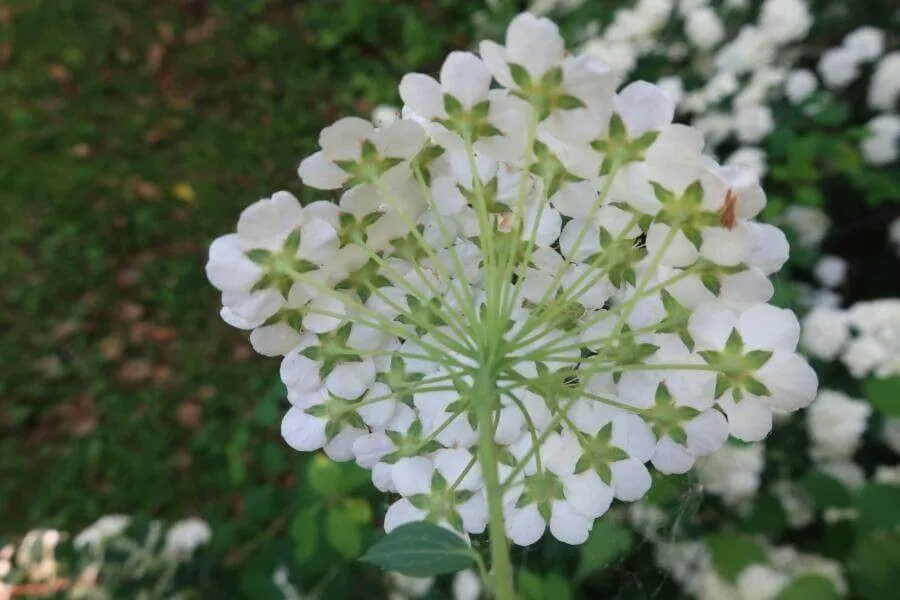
[134,179,161,201]
[149,326,177,343]
[172,181,196,203]
[232,344,252,363]
[48,63,71,83]
[118,359,153,383]
[177,401,203,429]
[35,356,63,378]
[99,336,125,361]
[53,320,78,340]
[184,16,219,45]
[71,143,91,158]
[153,365,174,385]
[0,41,11,67]
[147,42,166,72]
[118,302,145,322]
[116,267,139,288]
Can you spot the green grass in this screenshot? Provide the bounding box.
[0,0,485,593]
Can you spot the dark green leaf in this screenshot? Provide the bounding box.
[360,521,475,576]
[705,533,767,583]
[775,575,839,600]
[865,377,900,416]
[575,519,633,580]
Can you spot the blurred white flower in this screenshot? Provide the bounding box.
[807,390,871,462]
[869,51,900,111]
[73,515,130,551]
[843,26,885,63]
[813,255,848,289]
[818,47,861,89]
[782,205,830,248]
[783,69,818,104]
[163,518,211,561]
[696,442,765,506]
[801,308,850,361]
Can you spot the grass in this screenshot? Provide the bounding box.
[0,0,486,593]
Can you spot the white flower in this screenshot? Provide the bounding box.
[800,307,850,361]
[696,442,765,506]
[818,46,860,89]
[207,10,813,552]
[782,205,829,248]
[452,569,483,600]
[725,147,767,180]
[843,26,885,63]
[869,52,900,111]
[163,518,212,561]
[758,0,811,44]
[861,114,900,166]
[813,255,848,289]
[685,8,725,50]
[736,564,789,600]
[734,104,774,144]
[806,390,871,462]
[715,27,775,75]
[783,69,818,104]
[373,105,402,128]
[73,515,130,551]
[388,573,434,598]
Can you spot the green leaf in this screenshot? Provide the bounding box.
[856,484,900,535]
[775,575,839,600]
[851,532,900,600]
[801,471,853,509]
[326,507,363,559]
[543,573,573,600]
[705,533,767,583]
[360,521,475,576]
[865,377,900,416]
[307,453,343,497]
[291,505,320,565]
[517,569,545,600]
[742,492,788,536]
[575,519,633,580]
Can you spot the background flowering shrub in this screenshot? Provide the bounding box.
[3,0,899,598]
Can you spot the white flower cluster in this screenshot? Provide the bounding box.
[802,299,900,378]
[568,0,899,171]
[697,545,847,600]
[806,389,871,463]
[630,500,848,599]
[207,12,815,547]
[696,441,765,507]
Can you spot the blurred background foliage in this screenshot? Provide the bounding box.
[2,0,899,598]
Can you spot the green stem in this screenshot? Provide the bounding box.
[472,368,515,600]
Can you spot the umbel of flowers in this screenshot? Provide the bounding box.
[206,12,816,599]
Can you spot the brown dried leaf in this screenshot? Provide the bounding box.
[118,359,153,383]
[177,401,203,429]
[71,143,92,158]
[183,16,219,45]
[48,63,71,83]
[35,355,63,378]
[149,326,177,343]
[147,42,166,72]
[0,41,12,67]
[118,302,145,322]
[99,336,125,361]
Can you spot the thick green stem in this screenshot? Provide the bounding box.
[473,369,515,600]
